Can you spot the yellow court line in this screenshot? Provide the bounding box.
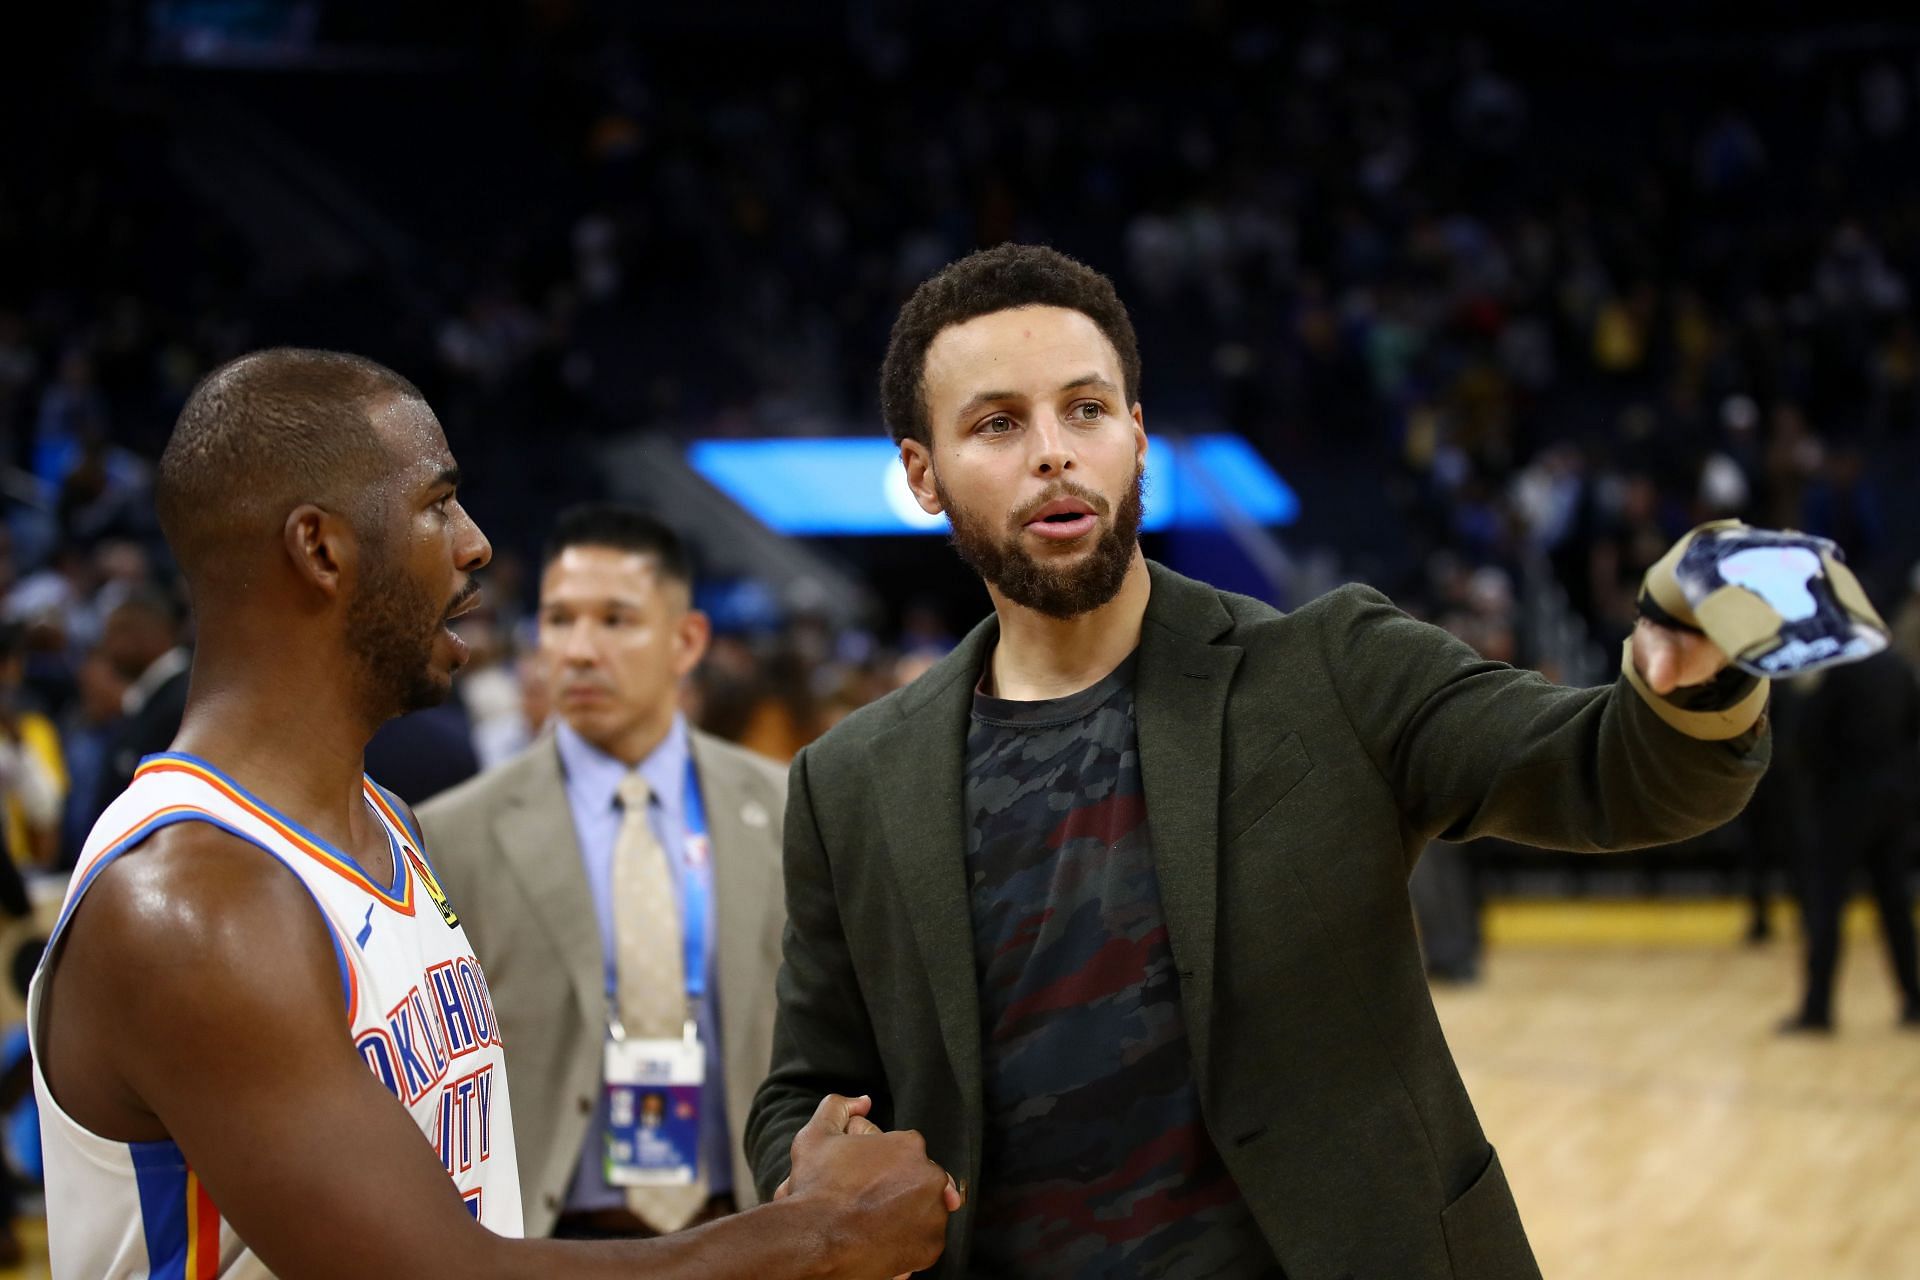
[0,1215,49,1279]
[1483,897,1910,947]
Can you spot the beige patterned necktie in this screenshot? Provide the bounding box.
[611,771,709,1232]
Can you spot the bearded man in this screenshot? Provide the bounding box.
[746,245,1771,1280]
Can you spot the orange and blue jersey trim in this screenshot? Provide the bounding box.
[135,754,417,916]
[129,1142,222,1279]
[362,779,461,924]
[338,918,361,1023]
[366,777,425,849]
[185,1168,220,1280]
[363,781,424,865]
[51,802,358,1020]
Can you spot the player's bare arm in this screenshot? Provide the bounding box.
[38,821,956,1280]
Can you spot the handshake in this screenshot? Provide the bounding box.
[772,1094,966,1279]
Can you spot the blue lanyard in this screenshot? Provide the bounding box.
[678,756,711,1007]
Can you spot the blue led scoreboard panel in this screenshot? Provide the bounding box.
[686,435,1298,536]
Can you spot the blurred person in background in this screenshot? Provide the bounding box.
[1891,561,1920,670]
[57,650,124,869]
[89,586,188,827]
[1780,642,1920,1033]
[6,545,105,666]
[455,614,536,769]
[1408,564,1520,984]
[0,622,63,871]
[56,429,154,549]
[1587,470,1673,650]
[0,620,50,1211]
[89,538,157,621]
[362,687,481,805]
[0,630,52,1267]
[750,244,1770,1279]
[422,506,789,1239]
[1737,674,1811,946]
[30,351,104,490]
[516,646,552,738]
[732,648,820,763]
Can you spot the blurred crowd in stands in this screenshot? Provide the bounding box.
[1,4,1918,875]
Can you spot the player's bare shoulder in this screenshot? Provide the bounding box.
[37,820,344,1142]
[65,820,337,972]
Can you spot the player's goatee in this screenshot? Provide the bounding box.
[940,465,1145,620]
[344,545,451,717]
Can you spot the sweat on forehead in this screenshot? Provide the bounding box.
[368,391,453,462]
[155,347,429,572]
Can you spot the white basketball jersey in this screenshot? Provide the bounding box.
[29,752,524,1278]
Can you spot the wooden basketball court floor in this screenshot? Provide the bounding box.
[2,898,1914,1278]
[1433,899,1920,1279]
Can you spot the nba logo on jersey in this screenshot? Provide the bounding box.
[404,842,461,928]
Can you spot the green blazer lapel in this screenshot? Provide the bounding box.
[1135,562,1241,1085]
[491,738,606,1030]
[865,614,997,1154]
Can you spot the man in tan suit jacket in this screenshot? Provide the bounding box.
[421,505,787,1239]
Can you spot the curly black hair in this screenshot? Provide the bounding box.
[879,243,1141,447]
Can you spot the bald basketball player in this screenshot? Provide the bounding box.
[30,349,959,1279]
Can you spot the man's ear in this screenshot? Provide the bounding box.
[284,504,358,600]
[673,609,712,680]
[1131,403,1149,470]
[900,439,945,515]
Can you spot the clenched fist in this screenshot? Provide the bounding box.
[1630,617,1733,695]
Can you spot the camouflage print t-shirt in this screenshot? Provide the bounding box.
[964,654,1281,1279]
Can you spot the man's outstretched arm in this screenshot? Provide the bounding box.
[1314,585,1769,855]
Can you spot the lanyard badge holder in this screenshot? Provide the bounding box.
[604,759,712,1188]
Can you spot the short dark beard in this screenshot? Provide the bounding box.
[344,534,450,721]
[938,465,1144,620]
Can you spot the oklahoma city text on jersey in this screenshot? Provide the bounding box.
[356,952,506,1207]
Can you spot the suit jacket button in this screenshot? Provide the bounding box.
[578,1095,593,1114]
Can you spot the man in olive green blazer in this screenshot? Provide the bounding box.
[747,246,1769,1279]
[751,562,1767,1278]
